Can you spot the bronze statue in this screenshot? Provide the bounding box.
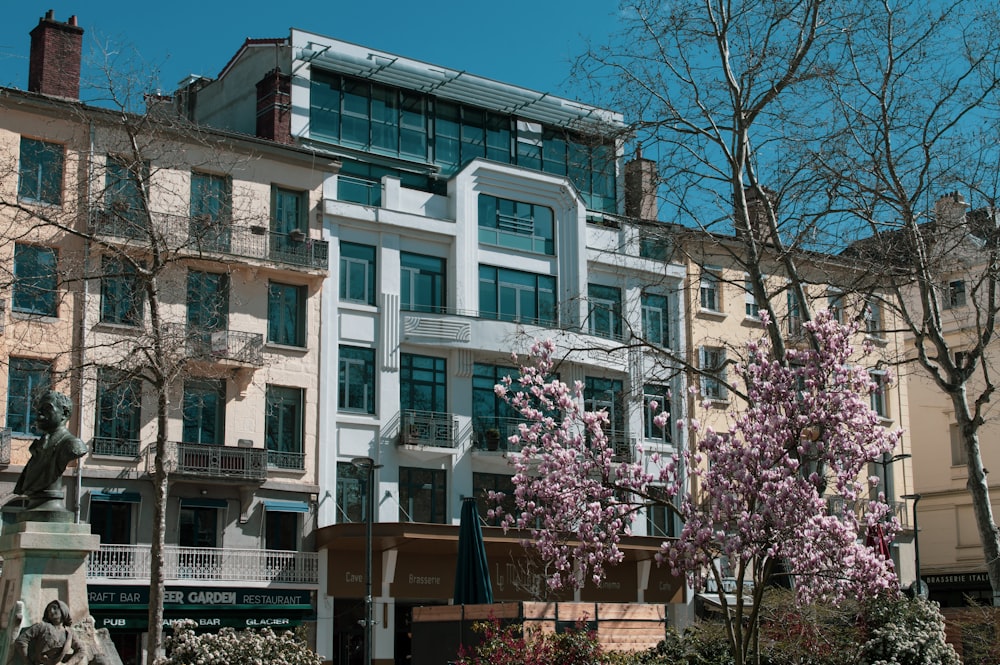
[11,600,85,665]
[13,391,87,511]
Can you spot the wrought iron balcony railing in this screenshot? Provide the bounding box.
[87,544,318,585]
[267,449,306,471]
[90,207,329,271]
[399,409,458,448]
[155,441,268,481]
[91,436,140,458]
[167,323,264,367]
[473,417,526,452]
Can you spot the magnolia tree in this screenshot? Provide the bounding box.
[494,312,902,665]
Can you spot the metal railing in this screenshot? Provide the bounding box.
[399,410,458,448]
[157,441,268,481]
[166,323,264,367]
[91,436,140,458]
[473,417,526,452]
[267,449,306,471]
[87,544,318,584]
[90,207,329,271]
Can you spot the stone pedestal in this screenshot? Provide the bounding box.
[0,520,100,664]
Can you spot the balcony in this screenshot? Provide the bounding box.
[398,410,458,448]
[156,441,268,482]
[91,436,140,458]
[88,544,317,585]
[168,324,264,367]
[473,417,526,452]
[90,208,329,272]
[267,449,306,471]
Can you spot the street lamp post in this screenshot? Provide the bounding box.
[351,456,381,665]
[902,493,924,598]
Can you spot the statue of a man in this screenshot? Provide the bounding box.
[13,391,87,510]
[11,600,85,665]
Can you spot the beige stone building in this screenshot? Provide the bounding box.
[0,12,334,663]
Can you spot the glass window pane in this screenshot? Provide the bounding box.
[13,244,57,316]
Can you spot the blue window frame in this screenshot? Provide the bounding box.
[588,283,623,340]
[643,384,672,443]
[101,256,142,326]
[478,195,554,255]
[340,241,376,305]
[339,346,376,414]
[400,353,447,413]
[190,171,231,251]
[478,266,556,326]
[401,252,445,313]
[182,379,225,445]
[584,376,626,440]
[267,282,305,347]
[96,368,141,449]
[642,292,669,347]
[13,244,57,316]
[18,137,63,205]
[266,385,304,456]
[6,357,51,435]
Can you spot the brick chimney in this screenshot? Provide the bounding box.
[934,191,968,229]
[256,68,292,144]
[28,10,84,99]
[624,149,658,219]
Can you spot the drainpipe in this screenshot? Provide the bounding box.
[75,119,96,523]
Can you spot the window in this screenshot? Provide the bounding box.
[642,292,670,347]
[828,292,844,324]
[700,270,721,312]
[646,486,675,538]
[336,462,369,523]
[340,242,376,305]
[90,498,134,544]
[584,377,626,447]
[864,299,882,336]
[700,347,727,400]
[182,380,226,445]
[267,282,305,347]
[339,346,376,414]
[588,284,623,340]
[105,157,147,236]
[945,280,967,309]
[6,357,51,435]
[951,423,968,466]
[13,244,57,316]
[639,233,670,261]
[744,278,759,318]
[18,137,63,205]
[401,252,446,313]
[400,353,447,413]
[643,384,672,443]
[308,70,616,212]
[95,368,141,454]
[271,187,307,260]
[266,385,304,468]
[101,256,141,326]
[478,195,555,255]
[190,172,231,251]
[187,271,229,349]
[787,290,803,337]
[473,473,516,526]
[265,510,299,551]
[869,371,888,418]
[472,364,520,448]
[478,266,556,326]
[179,505,218,548]
[399,467,446,523]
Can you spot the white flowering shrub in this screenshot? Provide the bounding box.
[858,597,960,665]
[158,620,323,665]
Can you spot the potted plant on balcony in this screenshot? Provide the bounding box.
[485,427,501,451]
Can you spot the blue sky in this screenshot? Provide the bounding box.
[0,2,619,106]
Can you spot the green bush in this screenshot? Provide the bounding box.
[158,620,322,665]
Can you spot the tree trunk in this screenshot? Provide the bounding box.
[145,385,170,665]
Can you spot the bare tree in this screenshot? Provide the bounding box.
[577,0,1000,601]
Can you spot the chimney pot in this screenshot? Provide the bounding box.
[69,15,78,26]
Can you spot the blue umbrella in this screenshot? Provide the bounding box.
[454,497,494,604]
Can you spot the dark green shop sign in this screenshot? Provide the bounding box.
[94,615,303,631]
[88,586,312,609]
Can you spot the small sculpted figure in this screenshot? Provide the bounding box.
[11,600,85,665]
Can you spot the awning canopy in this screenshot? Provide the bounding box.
[262,499,310,513]
[91,491,141,503]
